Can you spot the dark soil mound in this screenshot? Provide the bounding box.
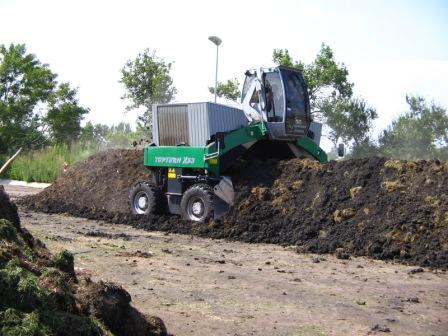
[0,186,20,227]
[0,186,166,335]
[22,149,150,221]
[220,157,448,268]
[22,150,448,268]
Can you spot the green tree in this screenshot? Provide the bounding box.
[273,44,353,114]
[209,78,240,101]
[79,121,95,144]
[105,122,140,148]
[273,44,377,152]
[321,97,377,147]
[120,49,177,132]
[0,44,56,152]
[272,49,297,68]
[45,83,89,145]
[80,122,109,145]
[110,122,132,133]
[349,137,379,159]
[378,95,448,160]
[80,122,142,149]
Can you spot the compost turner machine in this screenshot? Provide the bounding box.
[129,66,327,221]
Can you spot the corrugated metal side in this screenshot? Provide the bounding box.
[207,102,248,139]
[153,102,248,147]
[157,104,189,146]
[187,103,210,146]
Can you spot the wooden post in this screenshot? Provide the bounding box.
[0,148,22,175]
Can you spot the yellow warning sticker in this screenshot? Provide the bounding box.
[168,168,176,179]
[209,158,218,165]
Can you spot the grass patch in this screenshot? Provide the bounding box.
[2,143,98,183]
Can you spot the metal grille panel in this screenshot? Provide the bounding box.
[157,105,189,146]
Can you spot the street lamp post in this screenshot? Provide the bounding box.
[208,36,222,103]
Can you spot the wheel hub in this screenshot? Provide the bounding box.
[191,201,203,216]
[133,191,149,214]
[138,196,147,209]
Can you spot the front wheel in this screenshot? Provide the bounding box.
[180,184,214,222]
[129,181,161,215]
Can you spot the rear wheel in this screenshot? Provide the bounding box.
[180,184,214,222]
[129,181,161,215]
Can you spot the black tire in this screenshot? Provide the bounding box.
[180,184,214,222]
[129,181,161,215]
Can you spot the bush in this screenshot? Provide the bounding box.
[0,309,51,336]
[0,219,17,241]
[53,250,75,276]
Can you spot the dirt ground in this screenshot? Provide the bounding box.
[8,186,448,336]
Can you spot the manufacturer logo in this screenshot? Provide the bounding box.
[155,156,195,164]
[155,157,181,164]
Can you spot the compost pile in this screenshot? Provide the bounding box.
[0,186,167,336]
[22,149,448,268]
[23,149,151,221]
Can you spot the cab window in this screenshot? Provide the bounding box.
[242,73,256,102]
[249,88,259,109]
[264,72,284,122]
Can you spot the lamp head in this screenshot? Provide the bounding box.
[208,36,222,46]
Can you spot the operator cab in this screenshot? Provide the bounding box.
[241,66,311,140]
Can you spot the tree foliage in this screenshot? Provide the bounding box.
[378,95,448,160]
[120,49,177,130]
[273,44,353,112]
[0,43,89,153]
[80,121,142,149]
[45,83,89,145]
[208,78,240,102]
[273,44,376,148]
[0,44,56,152]
[321,97,377,147]
[350,138,378,158]
[272,49,297,68]
[80,122,110,145]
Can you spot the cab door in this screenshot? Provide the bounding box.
[263,70,288,139]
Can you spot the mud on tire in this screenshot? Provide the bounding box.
[180,184,214,222]
[129,181,162,215]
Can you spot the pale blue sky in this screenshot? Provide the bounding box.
[1,0,447,148]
